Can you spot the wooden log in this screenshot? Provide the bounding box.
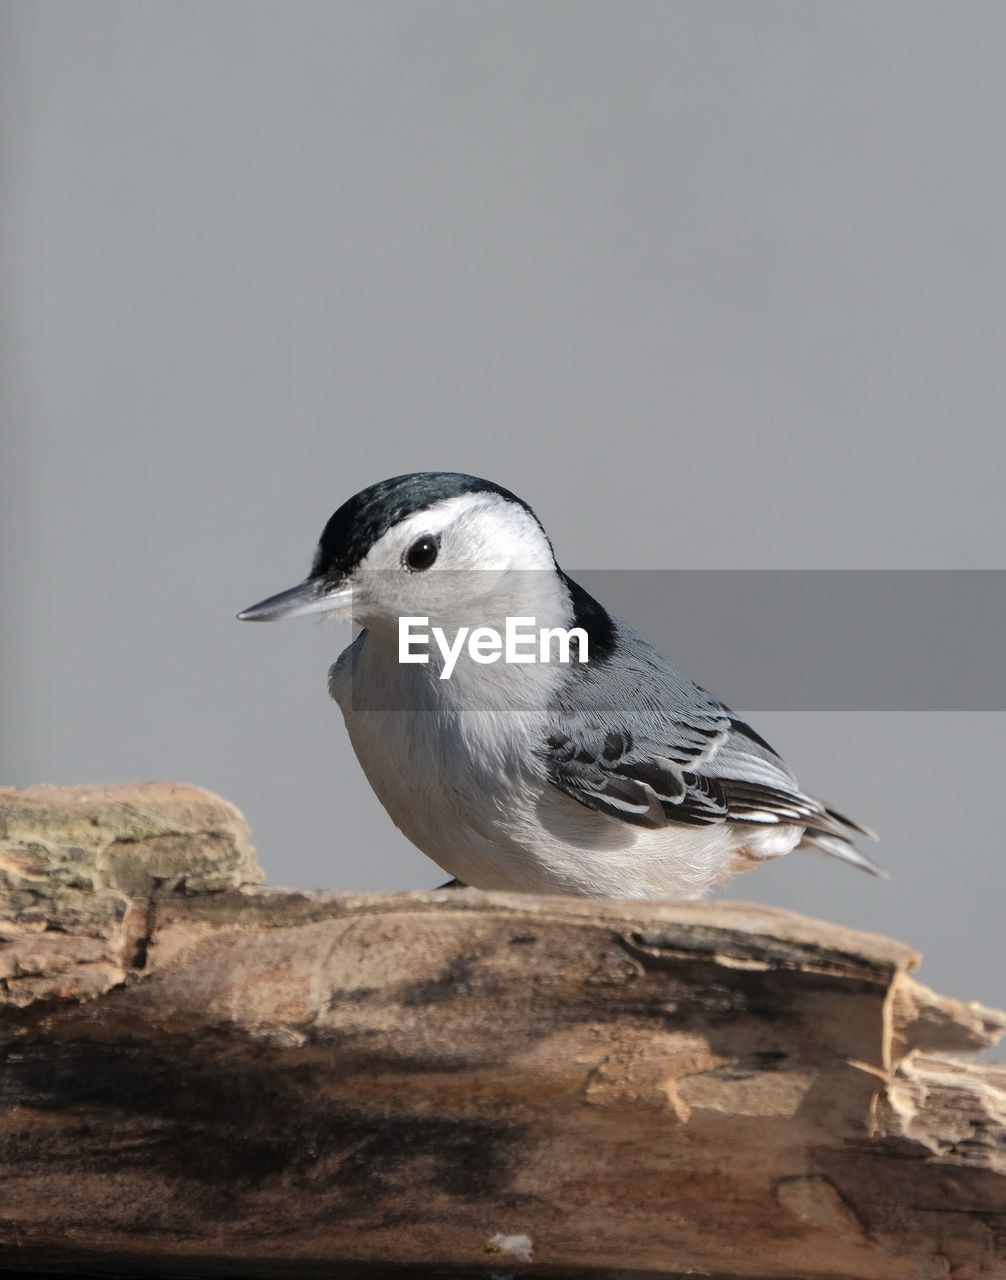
[1,783,1004,1279]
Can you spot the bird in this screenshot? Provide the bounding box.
[238,471,880,900]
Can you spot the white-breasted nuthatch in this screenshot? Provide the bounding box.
[239,471,880,899]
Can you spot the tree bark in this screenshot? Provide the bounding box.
[1,783,1004,1279]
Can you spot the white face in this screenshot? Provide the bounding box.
[341,491,561,630]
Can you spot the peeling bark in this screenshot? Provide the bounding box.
[1,783,1004,1279]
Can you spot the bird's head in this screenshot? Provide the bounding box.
[238,471,562,633]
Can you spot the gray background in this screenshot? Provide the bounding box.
[3,3,1004,1050]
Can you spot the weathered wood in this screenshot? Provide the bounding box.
[1,783,1004,1279]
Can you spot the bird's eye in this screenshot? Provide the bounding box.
[405,534,439,571]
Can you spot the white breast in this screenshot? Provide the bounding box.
[327,629,773,899]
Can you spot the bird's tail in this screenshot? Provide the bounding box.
[799,802,887,878]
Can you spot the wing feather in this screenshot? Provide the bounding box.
[540,611,873,863]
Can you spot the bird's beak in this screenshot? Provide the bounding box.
[237,579,354,622]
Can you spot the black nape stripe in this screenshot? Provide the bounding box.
[560,571,617,664]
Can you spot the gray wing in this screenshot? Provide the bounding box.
[541,618,866,844]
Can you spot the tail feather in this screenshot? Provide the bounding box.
[820,803,879,843]
[800,827,888,878]
[800,796,885,877]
